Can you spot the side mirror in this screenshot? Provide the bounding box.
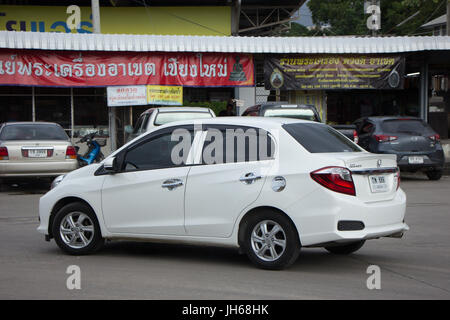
[103,157,118,173]
[124,125,133,134]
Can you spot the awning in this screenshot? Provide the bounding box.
[0,31,449,54]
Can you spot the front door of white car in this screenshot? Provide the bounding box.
[101,126,194,235]
[184,125,276,237]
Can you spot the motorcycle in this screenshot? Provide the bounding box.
[74,132,106,167]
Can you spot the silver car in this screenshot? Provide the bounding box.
[0,122,78,178]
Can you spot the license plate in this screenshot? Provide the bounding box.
[408,156,424,164]
[369,175,389,193]
[28,149,47,158]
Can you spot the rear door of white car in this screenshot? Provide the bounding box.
[184,124,275,237]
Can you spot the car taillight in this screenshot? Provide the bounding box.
[394,168,401,191]
[374,134,398,142]
[65,146,77,159]
[353,130,359,144]
[429,134,440,142]
[0,147,8,160]
[310,166,356,196]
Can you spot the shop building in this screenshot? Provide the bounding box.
[0,31,449,153]
[0,1,305,152]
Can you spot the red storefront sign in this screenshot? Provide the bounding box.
[0,49,254,87]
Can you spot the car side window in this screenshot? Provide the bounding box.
[201,125,274,165]
[123,128,194,172]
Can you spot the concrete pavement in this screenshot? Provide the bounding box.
[0,174,449,299]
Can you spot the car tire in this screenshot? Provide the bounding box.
[425,169,442,181]
[324,240,365,255]
[52,202,104,255]
[242,210,301,270]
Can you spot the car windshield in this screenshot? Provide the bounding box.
[264,108,318,121]
[154,112,212,126]
[380,119,433,135]
[283,123,362,153]
[0,124,69,141]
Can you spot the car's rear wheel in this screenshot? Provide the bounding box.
[425,169,442,181]
[324,240,365,255]
[52,202,104,255]
[242,210,301,270]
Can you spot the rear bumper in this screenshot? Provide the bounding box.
[288,188,408,247]
[398,156,444,171]
[0,160,78,177]
[376,149,444,171]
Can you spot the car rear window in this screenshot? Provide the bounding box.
[154,112,212,126]
[283,123,362,153]
[263,108,318,121]
[380,119,433,135]
[0,124,69,141]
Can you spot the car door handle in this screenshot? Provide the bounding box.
[239,173,262,184]
[162,179,183,190]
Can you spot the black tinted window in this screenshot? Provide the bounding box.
[283,123,361,153]
[0,124,68,141]
[201,126,275,164]
[124,129,193,171]
[381,119,433,135]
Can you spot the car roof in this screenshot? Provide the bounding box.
[155,116,318,130]
[3,121,61,126]
[261,103,316,109]
[362,116,423,122]
[142,107,212,114]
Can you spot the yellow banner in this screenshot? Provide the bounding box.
[0,5,231,36]
[147,86,183,106]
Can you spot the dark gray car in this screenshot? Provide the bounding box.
[354,116,445,180]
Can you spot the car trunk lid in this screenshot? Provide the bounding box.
[320,153,399,203]
[2,140,71,161]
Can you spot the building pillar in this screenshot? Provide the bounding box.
[109,107,117,152]
[70,88,74,140]
[31,87,35,122]
[419,61,429,122]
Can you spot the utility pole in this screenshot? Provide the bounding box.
[91,0,116,152]
[91,0,101,33]
[447,0,450,36]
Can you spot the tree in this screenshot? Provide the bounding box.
[282,22,312,36]
[307,0,446,36]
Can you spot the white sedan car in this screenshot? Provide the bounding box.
[38,117,408,269]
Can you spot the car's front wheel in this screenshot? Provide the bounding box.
[52,202,104,255]
[242,210,301,270]
[324,240,365,255]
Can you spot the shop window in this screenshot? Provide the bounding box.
[35,96,71,134]
[0,87,31,95]
[73,95,108,138]
[0,96,32,123]
[73,88,106,95]
[35,87,70,95]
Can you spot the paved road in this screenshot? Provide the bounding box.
[0,174,449,300]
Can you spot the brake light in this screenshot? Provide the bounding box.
[394,168,401,191]
[353,130,359,144]
[429,134,440,142]
[65,146,77,159]
[0,147,8,160]
[310,166,356,196]
[374,134,397,142]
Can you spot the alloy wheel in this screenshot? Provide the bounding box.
[59,212,95,249]
[250,220,287,262]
